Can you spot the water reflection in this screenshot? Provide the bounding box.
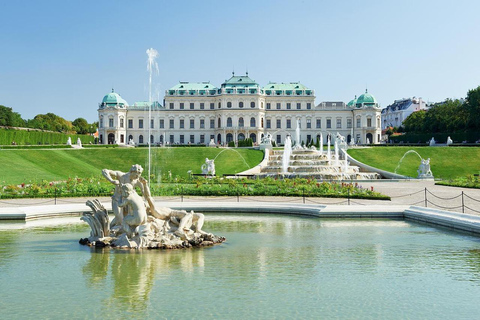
[82,247,206,314]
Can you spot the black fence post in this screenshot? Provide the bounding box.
[303,189,305,204]
[348,189,350,205]
[424,187,427,207]
[462,191,465,213]
[54,187,57,205]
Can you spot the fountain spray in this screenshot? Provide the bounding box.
[146,48,159,183]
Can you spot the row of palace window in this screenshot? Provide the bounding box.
[266,102,312,110]
[101,116,377,130]
[168,101,262,109]
[166,101,313,110]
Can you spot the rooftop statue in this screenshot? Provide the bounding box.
[81,164,225,249]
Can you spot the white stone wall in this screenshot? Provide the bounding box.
[98,92,382,145]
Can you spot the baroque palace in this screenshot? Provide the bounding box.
[98,73,382,146]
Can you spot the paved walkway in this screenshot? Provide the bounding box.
[0,180,478,215]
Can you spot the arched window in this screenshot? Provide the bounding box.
[251,101,255,108]
[128,135,133,142]
[150,135,154,144]
[227,117,232,127]
[218,118,221,128]
[238,133,245,141]
[227,101,232,108]
[160,135,164,143]
[139,135,144,144]
[217,133,222,144]
[226,133,233,143]
[239,102,244,108]
[250,133,256,143]
[250,117,256,127]
[238,117,244,127]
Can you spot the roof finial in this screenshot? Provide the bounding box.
[232,66,235,76]
[112,88,114,93]
[246,65,248,76]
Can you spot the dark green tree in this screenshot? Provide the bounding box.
[0,105,25,127]
[465,86,480,129]
[72,117,89,134]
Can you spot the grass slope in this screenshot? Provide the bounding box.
[347,147,480,180]
[0,148,264,185]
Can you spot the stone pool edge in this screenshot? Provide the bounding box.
[1,201,480,235]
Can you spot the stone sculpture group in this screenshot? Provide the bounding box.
[80,164,225,249]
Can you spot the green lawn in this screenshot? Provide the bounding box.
[0,147,264,185]
[347,147,480,180]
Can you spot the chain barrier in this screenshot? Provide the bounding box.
[425,200,463,211]
[465,205,480,214]
[349,200,367,206]
[464,193,480,203]
[425,189,462,200]
[391,189,425,198]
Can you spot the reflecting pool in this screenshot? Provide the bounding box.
[1,214,480,319]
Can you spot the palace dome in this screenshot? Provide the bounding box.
[101,89,128,106]
[356,90,377,107]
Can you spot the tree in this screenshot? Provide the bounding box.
[27,113,74,132]
[0,105,25,127]
[466,85,480,129]
[403,110,426,133]
[72,117,89,134]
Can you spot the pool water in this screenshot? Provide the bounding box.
[1,214,480,319]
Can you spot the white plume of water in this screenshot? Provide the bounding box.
[394,150,423,174]
[146,48,159,182]
[334,138,339,166]
[327,136,331,162]
[296,119,301,147]
[283,136,292,174]
[319,132,323,155]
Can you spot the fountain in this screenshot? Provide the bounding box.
[259,132,380,180]
[319,132,323,155]
[295,119,301,149]
[394,150,434,179]
[146,48,159,183]
[283,135,292,174]
[81,164,225,249]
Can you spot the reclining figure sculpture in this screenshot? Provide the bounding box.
[80,164,225,249]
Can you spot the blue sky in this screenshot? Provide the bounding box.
[1,0,479,122]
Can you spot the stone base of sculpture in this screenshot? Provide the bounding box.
[80,199,225,249]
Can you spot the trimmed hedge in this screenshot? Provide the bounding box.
[0,128,94,145]
[389,131,480,144]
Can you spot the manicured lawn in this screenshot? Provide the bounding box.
[347,146,480,180]
[0,147,264,185]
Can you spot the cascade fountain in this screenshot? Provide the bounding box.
[259,132,380,180]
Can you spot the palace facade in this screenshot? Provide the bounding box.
[98,73,382,146]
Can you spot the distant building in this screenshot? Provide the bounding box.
[381,97,427,129]
[97,73,382,146]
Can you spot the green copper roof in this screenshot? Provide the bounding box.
[102,89,128,106]
[221,74,259,88]
[169,81,217,91]
[347,95,357,107]
[130,101,163,110]
[356,89,377,107]
[263,82,309,91]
